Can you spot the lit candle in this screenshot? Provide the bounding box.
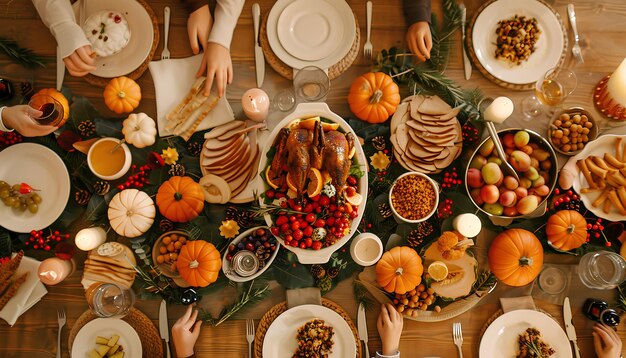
[483,97,514,124]
[350,233,383,266]
[241,88,269,122]
[607,58,626,107]
[75,227,107,251]
[452,214,482,238]
[38,257,74,285]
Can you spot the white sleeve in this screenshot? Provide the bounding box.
[207,0,245,50]
[376,351,400,358]
[31,0,91,58]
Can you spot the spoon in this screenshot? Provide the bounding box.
[110,138,125,153]
[480,97,520,182]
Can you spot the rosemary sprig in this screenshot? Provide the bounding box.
[0,37,45,68]
[250,203,305,217]
[201,280,271,327]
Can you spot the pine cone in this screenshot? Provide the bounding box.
[406,221,434,248]
[168,164,186,176]
[77,120,96,137]
[159,219,174,232]
[236,210,255,228]
[224,206,239,220]
[311,264,326,279]
[378,202,393,219]
[74,189,91,206]
[256,246,271,263]
[93,181,110,195]
[371,135,387,151]
[317,275,333,294]
[327,267,340,279]
[19,82,34,99]
[187,141,203,156]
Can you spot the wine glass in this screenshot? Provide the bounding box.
[521,67,577,119]
[87,283,135,318]
[28,93,64,126]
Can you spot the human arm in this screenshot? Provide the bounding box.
[377,303,403,357]
[593,323,623,358]
[172,305,203,358]
[0,106,56,137]
[402,0,432,61]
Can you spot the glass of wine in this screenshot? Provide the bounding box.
[28,93,64,126]
[521,67,577,119]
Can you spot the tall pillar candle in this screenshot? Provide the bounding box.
[75,227,107,251]
[607,58,626,107]
[483,97,514,124]
[38,257,74,285]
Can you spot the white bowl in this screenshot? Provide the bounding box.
[349,233,383,266]
[222,226,279,282]
[389,171,439,223]
[87,137,131,180]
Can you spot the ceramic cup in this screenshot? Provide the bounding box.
[87,137,132,180]
[350,233,383,266]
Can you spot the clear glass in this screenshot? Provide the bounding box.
[293,66,330,103]
[88,283,135,318]
[537,266,567,294]
[521,67,577,119]
[28,93,64,126]
[578,250,626,290]
[271,89,296,112]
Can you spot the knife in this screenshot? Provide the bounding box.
[252,3,265,87]
[55,48,64,91]
[460,4,472,80]
[564,297,581,358]
[160,300,171,358]
[358,303,369,358]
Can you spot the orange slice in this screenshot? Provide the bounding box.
[298,117,340,132]
[345,192,363,206]
[307,168,323,197]
[286,172,298,192]
[321,170,332,185]
[265,166,280,190]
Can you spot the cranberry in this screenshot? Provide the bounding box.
[303,226,313,237]
[291,221,300,230]
[266,190,275,199]
[333,211,342,218]
[329,204,338,212]
[310,195,320,202]
[326,217,335,226]
[256,228,266,236]
[299,242,307,249]
[314,218,326,227]
[312,241,322,250]
[315,207,322,213]
[349,210,359,219]
[280,223,290,232]
[305,238,313,248]
[318,195,330,206]
[305,213,316,223]
[276,216,288,226]
[289,215,297,222]
[275,191,285,199]
[345,186,356,197]
[347,176,357,186]
[293,229,303,240]
[293,205,303,212]
[270,227,279,235]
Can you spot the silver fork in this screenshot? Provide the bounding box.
[56,308,66,358]
[363,1,373,59]
[161,6,171,60]
[567,4,584,64]
[246,319,255,358]
[452,322,463,358]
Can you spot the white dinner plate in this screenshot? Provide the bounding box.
[0,143,70,233]
[71,318,142,358]
[471,0,565,85]
[262,305,356,358]
[73,0,154,78]
[479,310,572,358]
[572,134,626,221]
[277,0,343,62]
[267,0,355,70]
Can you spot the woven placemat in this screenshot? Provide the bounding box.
[68,308,163,358]
[465,0,568,90]
[83,0,160,87]
[260,13,360,80]
[253,299,362,358]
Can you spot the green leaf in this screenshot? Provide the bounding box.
[271,253,315,289]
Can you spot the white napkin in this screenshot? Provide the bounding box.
[0,256,48,326]
[149,55,235,137]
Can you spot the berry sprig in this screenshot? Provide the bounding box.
[437,198,453,219]
[552,188,582,211]
[586,218,611,246]
[25,229,70,251]
[117,164,151,190]
[441,167,462,189]
[0,131,23,149]
[461,122,480,145]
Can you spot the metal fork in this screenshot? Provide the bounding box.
[161,6,171,60]
[452,322,463,358]
[567,4,584,64]
[363,1,373,59]
[246,319,255,358]
[56,308,66,358]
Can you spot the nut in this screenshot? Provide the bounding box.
[390,174,436,221]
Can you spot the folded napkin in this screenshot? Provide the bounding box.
[286,287,322,309]
[500,296,536,313]
[0,256,48,326]
[149,55,235,137]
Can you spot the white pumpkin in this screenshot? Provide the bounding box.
[83,10,131,57]
[122,113,157,148]
[108,189,156,238]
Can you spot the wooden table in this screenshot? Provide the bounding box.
[1,0,626,357]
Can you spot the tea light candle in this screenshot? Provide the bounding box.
[75,227,107,251]
[241,88,269,122]
[483,97,514,124]
[607,58,626,107]
[38,257,74,285]
[452,214,482,238]
[350,233,383,266]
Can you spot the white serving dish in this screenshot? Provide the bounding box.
[222,226,279,283]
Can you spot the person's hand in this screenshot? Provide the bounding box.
[377,303,403,356]
[406,21,432,62]
[196,42,233,97]
[1,105,56,137]
[63,45,96,77]
[187,5,213,55]
[593,323,622,358]
[172,305,203,358]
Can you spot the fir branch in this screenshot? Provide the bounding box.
[250,203,305,218]
[618,282,626,312]
[353,280,374,310]
[428,0,462,71]
[201,280,271,326]
[472,270,497,296]
[0,37,45,68]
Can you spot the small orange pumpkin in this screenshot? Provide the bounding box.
[375,246,423,294]
[488,228,543,287]
[348,72,401,123]
[103,76,141,114]
[546,210,587,251]
[176,240,221,287]
[34,88,70,123]
[156,176,205,222]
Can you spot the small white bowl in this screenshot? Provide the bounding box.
[350,233,383,266]
[222,226,279,283]
[389,172,439,223]
[87,137,131,180]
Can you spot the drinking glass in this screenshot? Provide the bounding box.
[521,67,577,119]
[578,250,626,290]
[537,266,567,294]
[28,93,64,126]
[293,66,330,103]
[271,89,296,112]
[87,283,135,318]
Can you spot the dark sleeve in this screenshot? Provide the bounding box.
[402,0,432,25]
[180,0,209,13]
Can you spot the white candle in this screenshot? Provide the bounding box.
[75,227,107,251]
[452,214,482,238]
[607,58,626,107]
[38,257,74,285]
[483,97,514,124]
[350,233,383,266]
[241,88,269,122]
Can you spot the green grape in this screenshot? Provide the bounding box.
[31,194,42,204]
[19,203,27,211]
[11,200,20,209]
[0,189,9,199]
[0,181,7,187]
[4,197,16,206]
[27,203,38,213]
[25,198,34,206]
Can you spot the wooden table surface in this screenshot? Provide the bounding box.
[1,0,626,357]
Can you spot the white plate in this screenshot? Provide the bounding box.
[73,0,154,78]
[572,134,626,221]
[479,309,572,358]
[222,226,279,282]
[262,304,356,358]
[0,143,70,233]
[267,0,355,70]
[277,0,343,62]
[71,318,142,358]
[471,0,564,85]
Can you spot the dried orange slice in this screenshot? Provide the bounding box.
[265,166,280,190]
[307,168,323,197]
[345,192,363,206]
[427,261,449,282]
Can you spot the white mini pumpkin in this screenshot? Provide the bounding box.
[108,189,156,237]
[122,113,157,148]
[83,10,131,57]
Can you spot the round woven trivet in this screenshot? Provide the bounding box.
[465,0,568,91]
[260,13,360,80]
[253,299,362,358]
[83,0,160,87]
[68,308,163,358]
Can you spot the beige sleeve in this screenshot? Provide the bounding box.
[31,0,91,58]
[207,0,245,50]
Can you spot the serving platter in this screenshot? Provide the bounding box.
[71,318,142,358]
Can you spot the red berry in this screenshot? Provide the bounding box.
[276,216,288,226]
[606,242,612,247]
[326,217,335,226]
[305,213,316,223]
[270,227,279,235]
[18,182,35,194]
[303,226,313,237]
[293,229,303,240]
[312,241,322,250]
[314,219,326,228]
[345,186,356,197]
[318,195,330,206]
[291,221,300,230]
[347,176,357,186]
[305,238,313,248]
[310,195,320,202]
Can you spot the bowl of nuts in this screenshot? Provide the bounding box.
[548,107,598,155]
[222,226,279,282]
[389,172,439,223]
[152,231,190,286]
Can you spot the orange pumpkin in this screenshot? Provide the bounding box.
[546,210,587,251]
[375,246,423,294]
[156,176,205,222]
[348,72,400,123]
[103,76,141,114]
[176,240,221,287]
[488,228,543,287]
[34,88,70,123]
